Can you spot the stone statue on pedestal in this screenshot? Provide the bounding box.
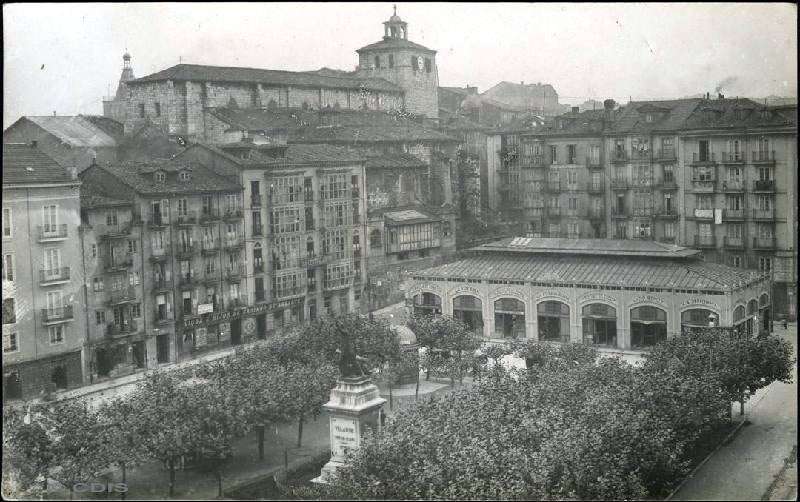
[336,323,368,379]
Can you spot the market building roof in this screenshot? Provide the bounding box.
[130,63,402,93]
[3,143,75,185]
[475,237,701,259]
[413,248,764,292]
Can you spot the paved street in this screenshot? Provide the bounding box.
[671,324,798,501]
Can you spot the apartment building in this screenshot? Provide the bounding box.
[79,158,243,362]
[485,96,797,319]
[180,141,368,328]
[3,143,86,400]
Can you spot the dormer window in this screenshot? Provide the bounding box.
[155,171,166,183]
[645,113,654,123]
[760,109,771,119]
[179,171,191,181]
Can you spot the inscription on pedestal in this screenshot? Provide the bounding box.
[331,416,359,459]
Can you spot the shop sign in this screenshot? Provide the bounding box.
[182,297,304,329]
[493,286,526,300]
[631,294,667,306]
[197,303,214,315]
[452,285,481,297]
[681,298,719,311]
[580,292,618,305]
[534,289,570,303]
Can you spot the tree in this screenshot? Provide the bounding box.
[279,359,338,448]
[101,397,151,499]
[406,314,481,383]
[2,404,58,496]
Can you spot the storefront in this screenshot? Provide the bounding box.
[406,238,770,351]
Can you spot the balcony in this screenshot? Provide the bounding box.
[611,208,628,219]
[720,180,745,192]
[654,208,679,219]
[546,206,561,217]
[302,254,330,268]
[690,179,716,192]
[41,306,74,325]
[723,209,746,220]
[38,224,68,242]
[153,309,174,325]
[752,237,776,250]
[178,273,198,288]
[225,264,244,282]
[106,319,140,337]
[151,277,173,293]
[98,224,132,240]
[203,274,219,287]
[106,253,134,272]
[752,150,776,165]
[352,186,360,199]
[253,262,264,274]
[39,267,71,286]
[752,208,775,220]
[564,208,587,218]
[522,155,548,168]
[106,286,138,305]
[586,182,604,194]
[201,239,221,255]
[631,208,653,217]
[610,177,629,190]
[630,177,654,188]
[199,208,221,224]
[563,183,581,193]
[630,149,651,161]
[225,295,249,311]
[149,248,172,262]
[251,193,263,208]
[174,211,198,226]
[147,215,168,228]
[752,180,775,192]
[223,237,244,251]
[693,235,716,248]
[610,150,628,163]
[175,242,199,260]
[653,149,677,162]
[691,152,717,165]
[273,286,305,299]
[720,152,745,164]
[223,208,244,221]
[324,277,353,291]
[588,209,605,221]
[693,208,715,220]
[657,176,678,190]
[304,191,314,204]
[723,236,745,249]
[586,156,603,169]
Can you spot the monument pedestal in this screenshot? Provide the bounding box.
[312,375,386,484]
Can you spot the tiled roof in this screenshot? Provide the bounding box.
[3,143,74,185]
[79,115,125,142]
[209,107,434,132]
[272,144,365,164]
[22,116,118,147]
[356,37,435,54]
[364,153,427,169]
[413,253,763,291]
[290,124,455,144]
[131,64,402,93]
[87,159,241,195]
[475,237,700,258]
[80,193,131,209]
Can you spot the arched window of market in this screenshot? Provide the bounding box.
[537,301,570,343]
[581,303,617,347]
[681,308,717,332]
[630,306,667,349]
[453,295,484,334]
[759,293,771,333]
[494,298,526,339]
[413,292,441,316]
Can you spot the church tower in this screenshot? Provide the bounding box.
[103,52,135,122]
[355,6,439,119]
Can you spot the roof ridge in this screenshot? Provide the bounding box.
[137,63,398,85]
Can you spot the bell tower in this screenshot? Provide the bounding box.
[355,7,439,119]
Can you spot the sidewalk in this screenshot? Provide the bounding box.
[670,326,797,501]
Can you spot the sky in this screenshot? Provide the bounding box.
[3,2,797,128]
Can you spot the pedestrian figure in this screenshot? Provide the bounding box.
[783,318,788,330]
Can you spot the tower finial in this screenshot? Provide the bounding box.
[393,4,397,16]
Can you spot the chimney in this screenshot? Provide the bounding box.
[572,106,579,114]
[53,111,56,117]
[603,99,616,123]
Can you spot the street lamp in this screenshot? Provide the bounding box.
[708,314,717,328]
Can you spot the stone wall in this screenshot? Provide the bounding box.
[4,351,83,400]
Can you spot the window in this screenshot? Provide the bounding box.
[567,171,577,185]
[131,303,141,319]
[567,145,577,164]
[129,271,141,286]
[370,229,382,249]
[2,208,11,238]
[549,145,558,164]
[96,311,106,325]
[424,58,432,73]
[374,55,381,68]
[645,113,653,123]
[698,223,712,237]
[589,145,600,164]
[155,102,161,117]
[138,103,145,118]
[568,198,578,210]
[128,240,137,254]
[727,223,743,238]
[411,56,419,71]
[567,223,579,237]
[3,298,16,324]
[665,222,675,238]
[2,254,13,282]
[727,195,743,210]
[179,171,190,181]
[93,277,104,292]
[3,331,18,353]
[44,248,61,276]
[177,199,188,216]
[49,325,64,344]
[758,224,774,239]
[758,196,772,211]
[759,257,772,272]
[732,256,742,268]
[91,244,97,258]
[388,54,394,68]
[696,194,712,210]
[42,205,58,233]
[106,211,118,226]
[155,171,166,183]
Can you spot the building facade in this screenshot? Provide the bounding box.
[406,238,772,351]
[3,143,87,400]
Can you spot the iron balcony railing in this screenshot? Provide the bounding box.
[630,177,654,188]
[224,237,244,250]
[586,182,604,193]
[152,276,173,292]
[654,208,679,219]
[693,235,716,248]
[585,156,603,168]
[752,237,776,249]
[154,308,174,324]
[174,210,198,226]
[149,247,172,261]
[690,179,716,192]
[720,152,745,163]
[38,224,68,241]
[546,181,561,192]
[753,180,775,192]
[106,253,134,272]
[106,286,138,305]
[201,239,221,254]
[610,150,628,163]
[41,306,74,324]
[752,150,775,163]
[39,267,70,284]
[273,286,305,299]
[752,208,775,220]
[691,152,717,164]
[251,193,263,208]
[654,149,677,161]
[611,207,628,218]
[199,208,221,223]
[720,180,745,192]
[610,177,629,189]
[147,214,168,227]
[723,209,745,220]
[176,242,199,259]
[106,319,139,336]
[546,206,561,217]
[223,208,244,220]
[723,236,745,248]
[225,295,249,311]
[98,224,132,239]
[178,272,198,287]
[631,207,653,217]
[225,264,244,281]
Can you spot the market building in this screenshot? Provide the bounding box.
[406,237,771,351]
[3,143,87,400]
